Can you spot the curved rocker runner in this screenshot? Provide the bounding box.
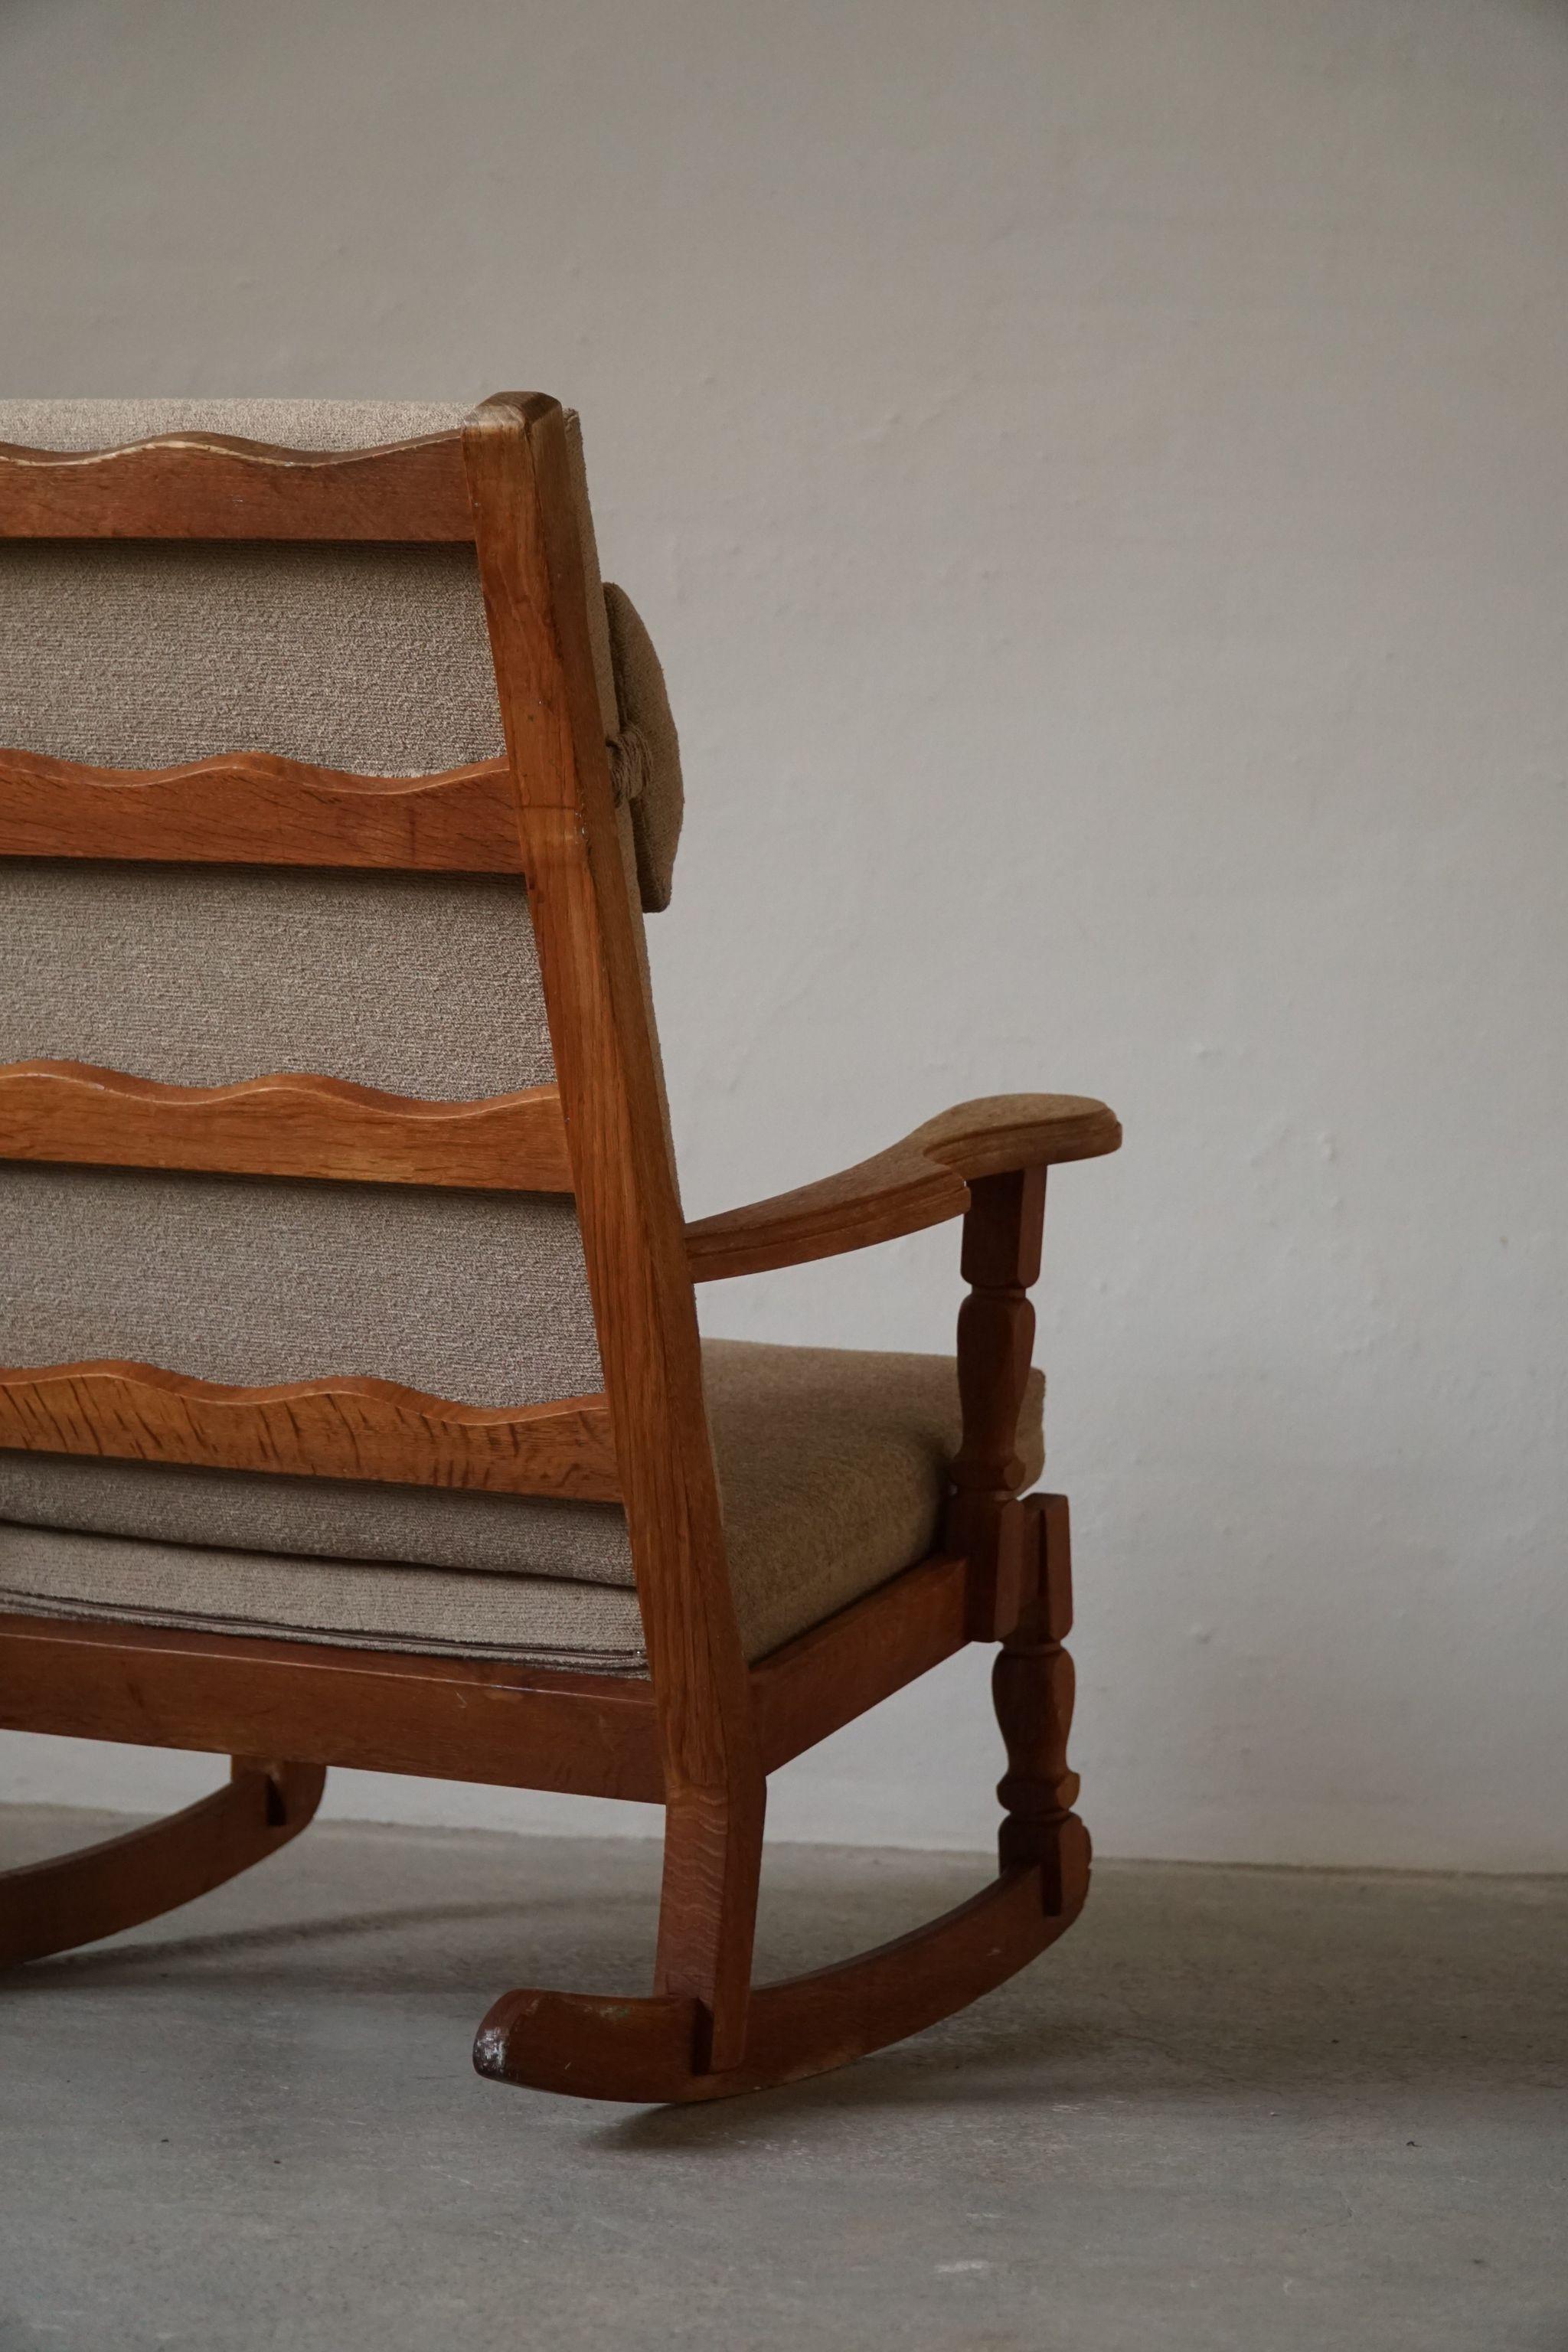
[0,1760,325,1970]
[477,1832,1091,2105]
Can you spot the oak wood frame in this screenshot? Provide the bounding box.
[0,398,1121,2100]
[0,1063,571,1189]
[0,749,525,871]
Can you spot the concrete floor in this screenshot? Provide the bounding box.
[0,1808,1563,2352]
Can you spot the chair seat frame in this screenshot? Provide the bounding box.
[0,394,1120,2102]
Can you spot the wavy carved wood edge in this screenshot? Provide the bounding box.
[0,749,525,871]
[0,1062,573,1191]
[0,430,475,540]
[0,1361,619,1499]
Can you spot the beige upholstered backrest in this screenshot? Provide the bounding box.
[0,399,646,1415]
[0,399,684,906]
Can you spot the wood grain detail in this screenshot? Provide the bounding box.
[0,1062,573,1191]
[686,1093,1122,1282]
[0,1361,619,1499]
[465,395,767,2069]
[0,431,474,541]
[0,1615,662,1802]
[995,1497,1081,1888]
[0,749,524,872]
[947,1165,1048,1638]
[750,1550,971,1772]
[474,1830,1091,2104]
[0,1758,325,1968]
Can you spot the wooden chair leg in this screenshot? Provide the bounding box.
[474,1769,766,2095]
[472,1518,1090,2107]
[947,1165,1049,1641]
[994,1495,1088,1908]
[652,1775,767,2072]
[0,1757,325,1968]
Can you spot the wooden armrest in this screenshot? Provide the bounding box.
[685,1093,1121,1282]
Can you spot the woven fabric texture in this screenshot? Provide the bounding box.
[0,1526,648,1672]
[0,398,682,909]
[0,396,600,1424]
[0,397,475,453]
[0,864,554,1097]
[706,1341,1044,1658]
[0,536,505,773]
[0,1341,1046,1665]
[0,1452,635,1586]
[0,1161,603,1404]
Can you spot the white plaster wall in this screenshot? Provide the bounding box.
[2,0,1564,1867]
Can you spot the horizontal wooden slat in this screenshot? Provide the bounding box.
[0,1361,619,1500]
[0,749,524,871]
[750,1550,973,1771]
[0,1063,573,1191]
[0,1614,662,1799]
[0,431,474,541]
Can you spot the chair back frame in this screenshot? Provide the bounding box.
[0,394,756,1828]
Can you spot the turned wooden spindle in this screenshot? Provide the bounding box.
[993,1494,1086,1908]
[946,1165,1047,1638]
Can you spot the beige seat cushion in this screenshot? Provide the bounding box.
[0,1339,1044,1669]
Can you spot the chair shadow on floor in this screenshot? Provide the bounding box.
[5,1818,1561,2141]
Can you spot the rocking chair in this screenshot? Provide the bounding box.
[0,393,1119,2102]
